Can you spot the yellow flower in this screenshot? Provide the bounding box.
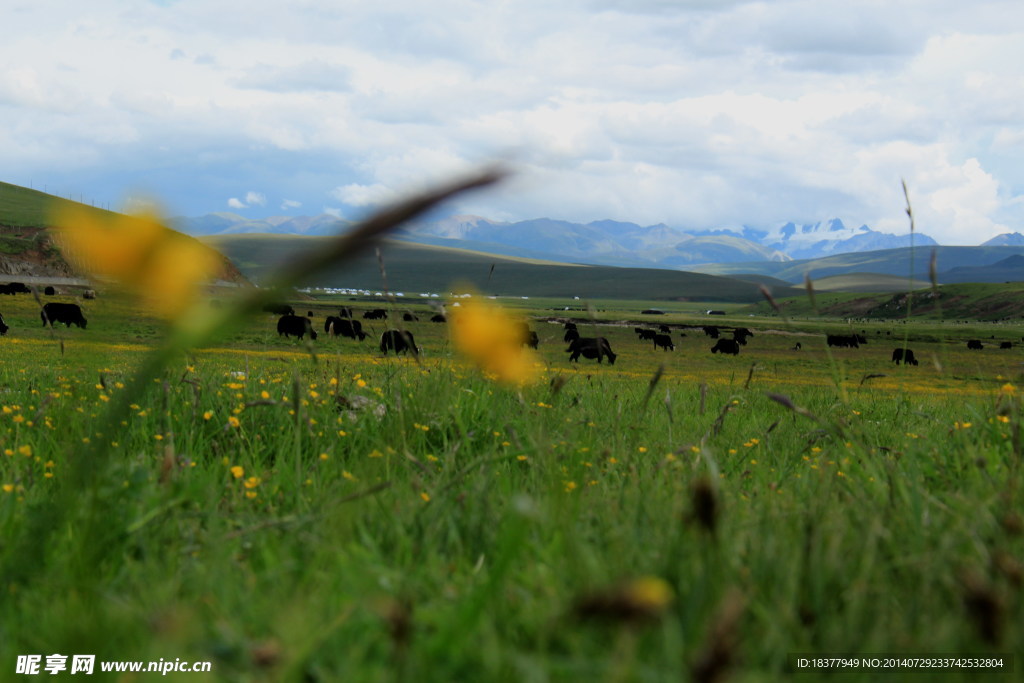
[244,476,261,489]
[203,411,213,421]
[449,291,539,385]
[2,484,14,493]
[420,492,431,502]
[50,203,222,318]
[622,576,674,613]
[227,416,241,428]
[18,445,31,457]
[230,465,244,479]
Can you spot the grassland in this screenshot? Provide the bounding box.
[204,233,804,303]
[0,288,1021,682]
[746,281,1024,322]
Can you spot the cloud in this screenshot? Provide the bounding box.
[2,0,1023,245]
[330,183,398,208]
[227,191,266,209]
[281,199,302,210]
[232,61,352,93]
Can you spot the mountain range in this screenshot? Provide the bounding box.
[170,212,951,268]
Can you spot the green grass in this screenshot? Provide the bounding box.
[0,180,120,229]
[0,292,1021,682]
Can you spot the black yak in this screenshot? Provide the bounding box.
[566,337,617,364]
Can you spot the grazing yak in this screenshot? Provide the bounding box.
[564,322,577,330]
[566,337,617,364]
[430,313,447,323]
[402,312,419,322]
[636,329,657,341]
[0,282,30,295]
[363,308,388,320]
[702,325,720,339]
[0,312,8,335]
[967,339,984,350]
[732,327,754,345]
[792,342,802,350]
[827,334,861,348]
[277,315,317,340]
[324,316,367,340]
[262,303,294,316]
[1000,341,1013,349]
[564,328,581,343]
[516,321,539,349]
[711,339,740,355]
[892,348,918,365]
[44,286,55,296]
[380,330,419,355]
[339,307,353,318]
[659,324,670,333]
[41,303,87,329]
[653,333,674,351]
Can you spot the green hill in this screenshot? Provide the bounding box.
[795,272,931,293]
[205,233,803,302]
[0,180,248,285]
[689,245,1024,284]
[745,281,1024,320]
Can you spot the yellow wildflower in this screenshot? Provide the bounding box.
[227,416,241,428]
[244,476,261,489]
[230,466,244,479]
[449,290,539,385]
[622,576,674,613]
[50,203,222,319]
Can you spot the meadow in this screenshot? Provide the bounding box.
[1,288,1021,682]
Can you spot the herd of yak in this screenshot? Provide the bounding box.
[0,289,1019,369]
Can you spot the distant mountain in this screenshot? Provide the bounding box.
[703,218,938,260]
[169,212,350,237]
[172,211,941,268]
[981,232,1024,247]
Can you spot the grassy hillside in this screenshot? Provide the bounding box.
[0,180,249,285]
[691,245,1024,283]
[795,272,931,293]
[206,233,803,302]
[746,281,1024,320]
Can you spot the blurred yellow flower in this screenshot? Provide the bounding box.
[622,576,674,613]
[50,203,222,318]
[449,291,538,385]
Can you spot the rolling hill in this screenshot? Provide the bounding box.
[689,245,1024,284]
[745,281,1024,321]
[0,180,249,285]
[204,233,803,302]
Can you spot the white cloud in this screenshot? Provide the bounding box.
[1,0,1022,245]
[281,199,302,210]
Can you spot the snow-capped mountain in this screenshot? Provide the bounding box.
[173,212,939,268]
[733,218,937,260]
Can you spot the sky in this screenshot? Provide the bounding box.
[2,0,1023,245]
